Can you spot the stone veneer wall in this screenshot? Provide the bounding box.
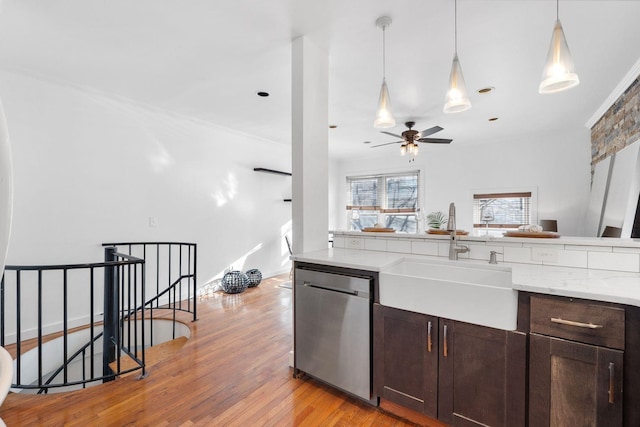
[591,76,640,169]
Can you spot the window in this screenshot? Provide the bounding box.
[473,192,532,229]
[347,172,420,233]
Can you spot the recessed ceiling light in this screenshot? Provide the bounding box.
[488,117,499,122]
[257,91,269,97]
[477,87,495,94]
[329,125,337,129]
[363,141,371,144]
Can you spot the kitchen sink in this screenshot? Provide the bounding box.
[379,258,518,330]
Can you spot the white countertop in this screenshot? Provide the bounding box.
[331,230,640,248]
[292,248,640,307]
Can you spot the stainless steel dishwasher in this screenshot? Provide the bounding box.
[294,267,374,403]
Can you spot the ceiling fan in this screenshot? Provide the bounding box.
[370,121,452,156]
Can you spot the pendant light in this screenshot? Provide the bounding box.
[373,16,395,129]
[443,0,471,114]
[539,0,579,94]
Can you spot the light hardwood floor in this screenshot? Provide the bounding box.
[0,274,443,426]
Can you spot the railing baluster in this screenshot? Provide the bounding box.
[127,263,132,353]
[90,267,95,380]
[63,268,68,384]
[193,244,198,321]
[82,348,86,389]
[1,273,5,347]
[132,262,136,355]
[141,261,146,378]
[156,244,160,309]
[38,270,43,388]
[179,244,183,311]
[16,270,21,385]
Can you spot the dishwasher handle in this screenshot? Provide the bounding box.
[303,281,360,297]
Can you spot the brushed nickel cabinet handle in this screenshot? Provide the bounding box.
[550,317,604,329]
[427,321,432,353]
[609,362,615,404]
[443,324,448,358]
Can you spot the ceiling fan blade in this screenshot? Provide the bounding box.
[419,138,452,144]
[420,126,444,137]
[370,141,403,148]
[380,131,404,139]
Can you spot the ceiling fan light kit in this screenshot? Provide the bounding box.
[371,121,452,158]
[373,16,396,129]
[539,0,580,94]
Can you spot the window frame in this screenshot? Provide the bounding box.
[472,190,536,230]
[346,171,421,233]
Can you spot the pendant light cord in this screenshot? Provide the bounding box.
[382,26,386,79]
[454,0,458,54]
[556,0,559,20]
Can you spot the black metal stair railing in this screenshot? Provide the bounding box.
[0,251,146,392]
[101,242,198,330]
[0,241,197,393]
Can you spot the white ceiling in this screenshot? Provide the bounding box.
[0,0,639,160]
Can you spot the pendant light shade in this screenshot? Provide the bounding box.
[444,53,472,113]
[374,16,395,129]
[444,0,471,114]
[374,78,395,128]
[539,18,579,94]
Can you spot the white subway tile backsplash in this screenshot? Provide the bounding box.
[503,247,542,265]
[364,238,387,252]
[411,241,439,256]
[387,239,412,254]
[487,241,523,248]
[565,245,612,252]
[468,243,502,262]
[543,249,588,268]
[438,242,450,257]
[436,241,470,258]
[331,231,640,273]
[345,237,364,250]
[588,252,640,272]
[613,247,640,254]
[523,243,561,249]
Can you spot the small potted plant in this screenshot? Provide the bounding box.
[426,211,448,230]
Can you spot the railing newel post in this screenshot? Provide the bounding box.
[103,246,118,383]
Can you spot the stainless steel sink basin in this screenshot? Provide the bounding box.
[379,258,518,330]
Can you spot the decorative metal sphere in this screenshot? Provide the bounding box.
[245,269,262,287]
[221,271,249,294]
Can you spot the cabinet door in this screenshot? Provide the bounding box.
[373,304,438,417]
[438,320,527,427]
[529,333,623,427]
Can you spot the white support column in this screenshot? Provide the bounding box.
[291,36,329,255]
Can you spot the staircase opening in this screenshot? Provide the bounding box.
[13,318,190,394]
[1,242,197,394]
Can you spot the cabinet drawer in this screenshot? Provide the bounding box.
[530,295,625,350]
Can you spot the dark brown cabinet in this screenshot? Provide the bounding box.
[529,333,623,427]
[527,294,627,427]
[438,319,526,427]
[373,303,438,417]
[374,304,526,426]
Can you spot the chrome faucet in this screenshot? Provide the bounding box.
[447,202,469,260]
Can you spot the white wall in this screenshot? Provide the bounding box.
[332,128,592,236]
[0,71,291,310]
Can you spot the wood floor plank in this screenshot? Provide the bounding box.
[0,275,433,426]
